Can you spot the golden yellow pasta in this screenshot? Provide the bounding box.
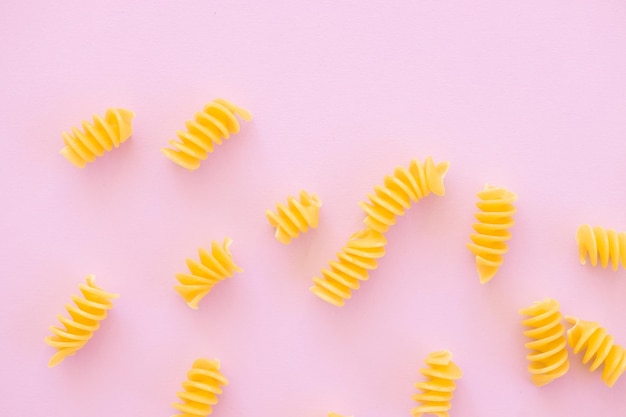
[59,108,135,168]
[266,190,322,244]
[45,275,119,367]
[328,413,352,417]
[519,298,569,386]
[566,316,626,387]
[576,224,626,271]
[411,350,462,417]
[162,98,252,171]
[174,238,243,309]
[359,157,450,234]
[172,358,228,417]
[466,185,517,284]
[310,228,386,307]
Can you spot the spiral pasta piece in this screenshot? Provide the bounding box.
[328,413,352,417]
[466,185,517,284]
[172,358,228,417]
[174,238,243,309]
[59,108,135,168]
[162,98,252,171]
[519,298,569,386]
[566,316,626,387]
[576,225,626,271]
[359,157,450,234]
[266,190,322,244]
[411,350,462,417]
[310,228,386,307]
[45,275,119,367]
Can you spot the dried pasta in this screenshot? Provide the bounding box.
[466,185,517,284]
[59,108,135,168]
[566,316,626,387]
[45,275,119,367]
[172,358,228,417]
[519,298,569,386]
[266,190,322,244]
[328,413,352,417]
[174,238,243,309]
[411,350,462,417]
[576,224,626,271]
[162,98,252,171]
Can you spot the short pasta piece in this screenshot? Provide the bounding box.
[162,98,252,171]
[467,185,517,284]
[45,275,119,367]
[172,358,228,417]
[576,225,626,271]
[519,298,569,386]
[411,350,462,417]
[266,190,322,244]
[328,413,352,417]
[174,238,243,309]
[60,108,135,168]
[566,316,626,387]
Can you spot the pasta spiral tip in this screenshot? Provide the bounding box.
[172,358,228,417]
[266,190,322,244]
[576,225,626,271]
[411,350,462,417]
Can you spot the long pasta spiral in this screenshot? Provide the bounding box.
[566,316,626,387]
[59,108,135,168]
[411,350,462,417]
[45,275,119,367]
[172,358,228,417]
[266,190,322,244]
[310,228,386,307]
[519,298,569,386]
[576,224,626,271]
[174,238,243,309]
[359,157,450,234]
[466,185,517,284]
[162,98,252,171]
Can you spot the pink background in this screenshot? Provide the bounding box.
[2,1,626,416]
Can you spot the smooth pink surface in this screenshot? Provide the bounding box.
[2,1,626,416]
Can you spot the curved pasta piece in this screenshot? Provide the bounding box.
[174,238,243,309]
[172,358,228,417]
[59,108,135,168]
[266,190,322,244]
[162,98,252,171]
[466,185,517,284]
[519,298,569,386]
[411,350,462,417]
[566,316,626,387]
[576,225,626,271]
[45,275,119,367]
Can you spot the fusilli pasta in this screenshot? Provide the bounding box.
[576,225,626,271]
[172,358,228,417]
[266,190,322,244]
[411,350,462,417]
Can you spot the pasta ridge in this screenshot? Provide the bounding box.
[172,358,228,417]
[266,190,322,244]
[576,225,626,271]
[411,350,462,417]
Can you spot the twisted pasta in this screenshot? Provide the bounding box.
[266,190,322,244]
[411,350,462,417]
[519,298,569,386]
[59,108,135,168]
[310,228,386,307]
[328,413,352,417]
[466,185,517,284]
[359,157,450,234]
[174,238,243,309]
[172,358,228,417]
[162,98,252,171]
[566,316,626,387]
[576,225,626,271]
[45,275,119,367]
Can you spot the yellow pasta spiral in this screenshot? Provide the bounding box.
[576,225,626,271]
[162,98,252,171]
[411,350,462,417]
[359,157,450,234]
[174,238,243,309]
[328,413,352,417]
[266,190,322,244]
[466,185,517,284]
[310,228,386,307]
[519,298,569,386]
[172,358,228,417]
[566,316,626,387]
[45,275,119,367]
[59,108,135,168]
